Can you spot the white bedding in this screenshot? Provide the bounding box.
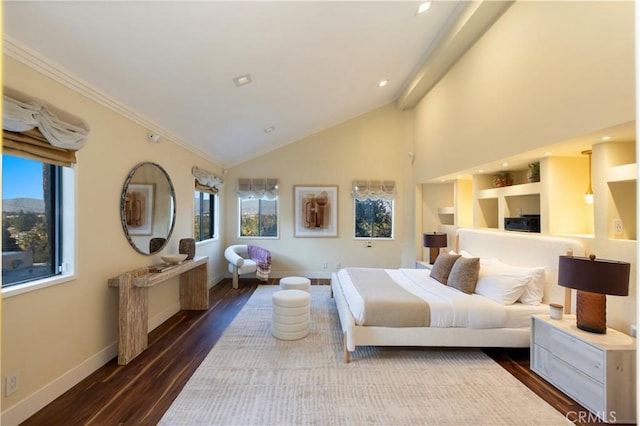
[336,268,548,329]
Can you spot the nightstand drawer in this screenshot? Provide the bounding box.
[550,356,605,414]
[551,328,604,383]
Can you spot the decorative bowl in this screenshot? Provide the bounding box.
[161,254,188,265]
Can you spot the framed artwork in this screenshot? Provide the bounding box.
[124,183,155,235]
[294,185,338,237]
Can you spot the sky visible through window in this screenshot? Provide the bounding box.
[3,154,44,200]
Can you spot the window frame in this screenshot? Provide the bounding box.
[194,190,217,242]
[353,198,395,240]
[2,162,76,299]
[237,197,279,239]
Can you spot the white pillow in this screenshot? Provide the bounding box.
[517,266,546,305]
[448,250,476,259]
[475,258,540,305]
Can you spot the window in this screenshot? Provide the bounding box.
[352,180,395,239]
[2,154,62,287]
[239,199,278,237]
[237,178,279,238]
[354,199,394,238]
[194,190,216,241]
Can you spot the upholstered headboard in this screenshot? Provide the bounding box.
[457,228,585,304]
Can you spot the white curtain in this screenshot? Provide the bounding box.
[192,166,223,192]
[237,178,279,200]
[3,86,90,150]
[352,180,395,201]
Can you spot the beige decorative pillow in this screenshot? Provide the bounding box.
[429,252,461,284]
[447,257,480,294]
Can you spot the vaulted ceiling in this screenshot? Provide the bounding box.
[4,1,511,168]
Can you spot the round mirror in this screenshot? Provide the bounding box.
[120,162,176,255]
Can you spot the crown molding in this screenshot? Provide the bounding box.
[3,36,223,168]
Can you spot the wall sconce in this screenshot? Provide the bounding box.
[582,149,593,204]
[423,232,447,264]
[558,254,630,333]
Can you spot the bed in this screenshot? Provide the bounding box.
[331,228,584,362]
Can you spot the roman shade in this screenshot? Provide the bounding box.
[237,178,279,200]
[352,180,395,201]
[192,166,223,194]
[3,87,90,167]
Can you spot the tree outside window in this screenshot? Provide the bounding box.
[355,199,393,238]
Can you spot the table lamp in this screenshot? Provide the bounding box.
[423,232,447,264]
[558,254,630,334]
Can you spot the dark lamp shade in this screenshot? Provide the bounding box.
[423,232,447,248]
[558,255,630,296]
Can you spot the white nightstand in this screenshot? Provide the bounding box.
[415,260,432,270]
[531,314,636,423]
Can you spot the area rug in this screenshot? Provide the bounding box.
[159,285,570,425]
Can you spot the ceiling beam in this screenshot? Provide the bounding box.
[395,1,514,111]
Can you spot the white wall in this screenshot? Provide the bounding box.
[223,104,415,276]
[413,1,634,181]
[412,1,636,333]
[1,55,226,424]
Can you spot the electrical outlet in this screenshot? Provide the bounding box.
[322,262,328,269]
[336,262,341,269]
[364,241,373,248]
[613,219,624,235]
[6,373,18,396]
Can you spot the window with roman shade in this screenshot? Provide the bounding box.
[237,178,279,200]
[192,166,224,194]
[237,178,279,238]
[2,87,87,290]
[352,180,396,239]
[3,86,90,167]
[192,167,223,241]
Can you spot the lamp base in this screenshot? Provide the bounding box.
[429,248,440,264]
[576,290,607,334]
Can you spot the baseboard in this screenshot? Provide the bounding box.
[210,273,225,288]
[1,273,278,424]
[1,277,220,425]
[0,342,118,426]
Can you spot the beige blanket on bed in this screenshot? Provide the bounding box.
[346,268,430,327]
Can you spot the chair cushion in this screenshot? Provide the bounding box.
[228,259,257,275]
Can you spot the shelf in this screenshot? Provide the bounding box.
[437,207,455,215]
[476,182,541,199]
[605,163,637,183]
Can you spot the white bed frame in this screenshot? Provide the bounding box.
[331,228,584,362]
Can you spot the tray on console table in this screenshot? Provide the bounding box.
[108,256,209,365]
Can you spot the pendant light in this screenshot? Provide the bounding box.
[582,150,593,204]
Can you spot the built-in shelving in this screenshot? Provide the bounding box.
[420,139,636,251]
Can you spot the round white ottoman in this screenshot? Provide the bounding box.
[279,276,311,292]
[272,289,310,340]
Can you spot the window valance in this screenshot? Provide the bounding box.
[3,87,90,167]
[352,180,395,201]
[237,178,279,200]
[192,166,223,194]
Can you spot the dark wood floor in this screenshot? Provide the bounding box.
[22,278,610,425]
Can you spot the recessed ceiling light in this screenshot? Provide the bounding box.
[502,162,509,167]
[233,74,252,87]
[377,79,389,88]
[478,169,484,173]
[544,151,552,156]
[264,126,276,133]
[417,1,432,15]
[602,135,612,141]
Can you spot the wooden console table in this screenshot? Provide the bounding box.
[108,256,209,365]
